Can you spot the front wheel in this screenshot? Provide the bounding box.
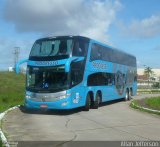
[83,93,91,111]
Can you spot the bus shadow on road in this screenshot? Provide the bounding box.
[99,98,124,107]
[19,98,125,116]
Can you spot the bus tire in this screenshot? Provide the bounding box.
[93,92,100,109]
[129,88,133,100]
[83,93,91,111]
[124,89,129,101]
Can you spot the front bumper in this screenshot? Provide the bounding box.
[25,97,73,110]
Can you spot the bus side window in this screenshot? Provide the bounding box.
[108,75,113,86]
[105,73,113,86]
[87,72,115,86]
[72,39,88,57]
[90,44,102,61]
[70,61,85,87]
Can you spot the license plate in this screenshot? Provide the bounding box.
[40,104,48,108]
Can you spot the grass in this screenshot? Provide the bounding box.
[0,72,25,113]
[131,97,160,115]
[0,72,25,146]
[145,97,160,110]
[0,138,2,147]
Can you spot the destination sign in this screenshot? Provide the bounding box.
[35,61,58,66]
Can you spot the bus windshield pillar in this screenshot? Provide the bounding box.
[65,57,84,72]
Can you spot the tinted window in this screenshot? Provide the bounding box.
[70,60,85,87]
[30,39,73,57]
[87,72,114,86]
[101,46,112,61]
[26,66,69,93]
[90,43,136,67]
[90,44,102,61]
[72,39,89,57]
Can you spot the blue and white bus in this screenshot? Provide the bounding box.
[21,36,137,111]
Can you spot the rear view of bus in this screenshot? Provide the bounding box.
[25,36,137,111]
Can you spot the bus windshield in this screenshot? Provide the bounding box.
[30,39,73,57]
[26,66,69,93]
[29,38,89,58]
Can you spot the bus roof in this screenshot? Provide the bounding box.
[37,35,90,42]
[36,35,136,59]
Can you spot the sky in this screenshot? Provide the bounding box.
[0,0,160,70]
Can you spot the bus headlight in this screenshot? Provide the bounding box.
[25,91,32,99]
[26,95,31,99]
[58,93,71,100]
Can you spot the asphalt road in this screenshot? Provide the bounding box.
[2,94,160,143]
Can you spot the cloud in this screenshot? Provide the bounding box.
[119,15,160,38]
[3,0,121,42]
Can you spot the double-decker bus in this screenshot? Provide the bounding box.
[19,36,137,111]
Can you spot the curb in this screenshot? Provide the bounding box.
[0,105,20,147]
[131,101,160,114]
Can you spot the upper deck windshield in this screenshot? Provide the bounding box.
[29,37,89,59]
[30,39,73,57]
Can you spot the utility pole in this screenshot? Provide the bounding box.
[13,47,20,68]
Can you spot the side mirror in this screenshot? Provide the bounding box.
[15,59,28,74]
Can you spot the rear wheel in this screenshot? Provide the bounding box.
[93,93,100,109]
[84,93,91,111]
[129,88,133,100]
[124,89,129,101]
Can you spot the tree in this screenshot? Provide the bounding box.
[144,66,154,88]
[152,82,160,88]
